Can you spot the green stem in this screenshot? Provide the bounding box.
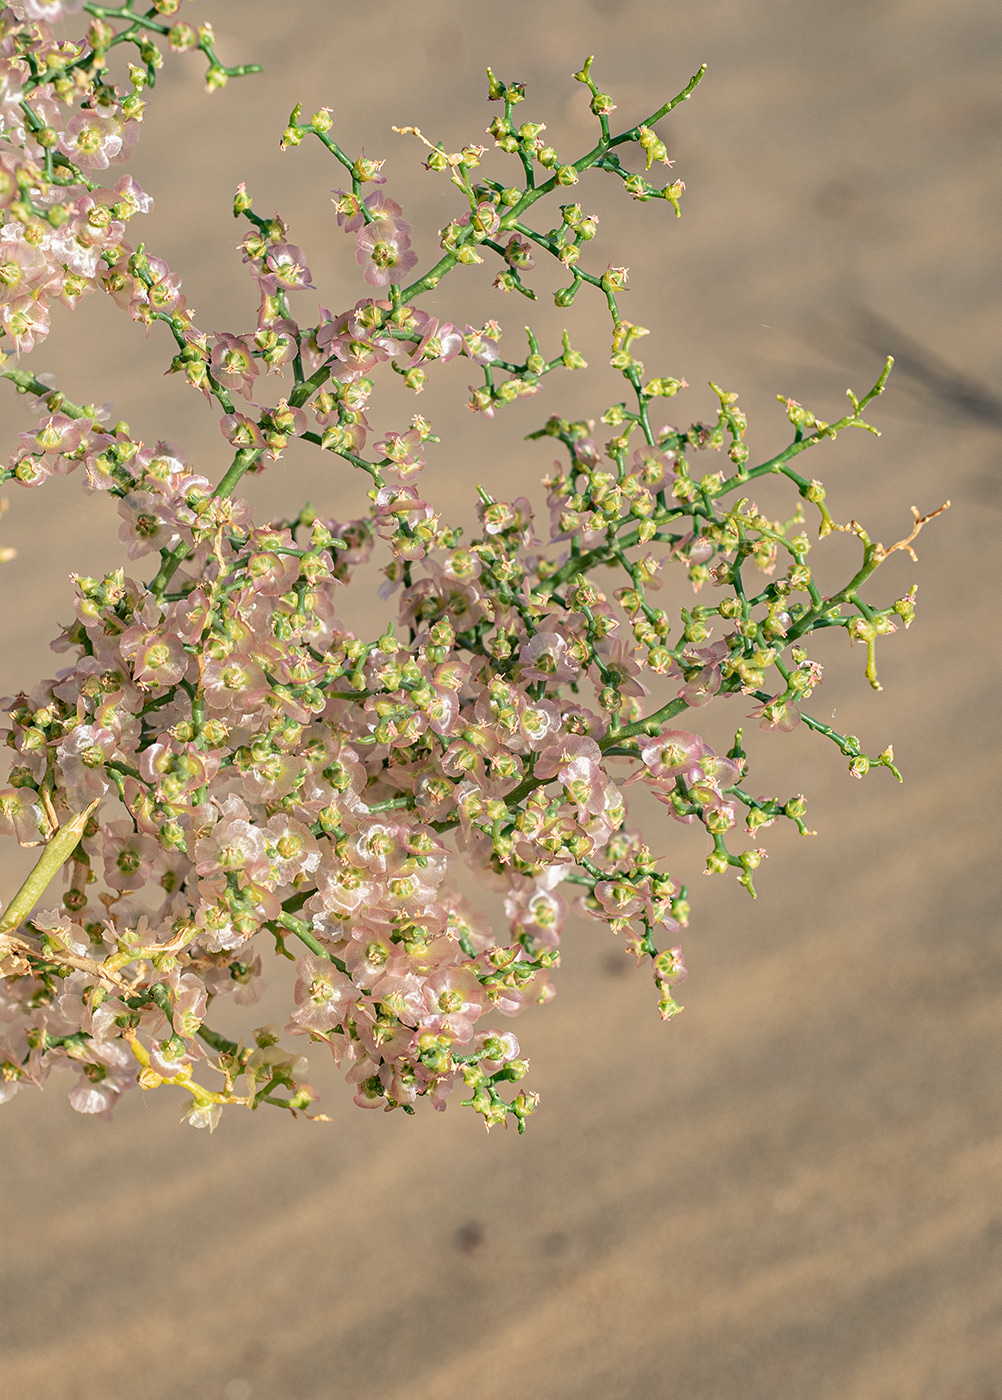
[198,1025,241,1057]
[608,65,707,147]
[398,249,461,303]
[149,446,263,598]
[0,800,99,937]
[603,696,690,747]
[275,913,348,974]
[714,357,893,500]
[1,370,93,420]
[786,554,879,643]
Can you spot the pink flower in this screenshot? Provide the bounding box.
[67,1039,134,1120]
[509,697,563,753]
[11,1,85,20]
[260,244,313,295]
[637,730,705,783]
[419,965,486,1043]
[219,411,266,451]
[59,112,138,170]
[263,814,321,885]
[137,254,183,316]
[139,739,219,803]
[289,954,357,1034]
[317,301,394,380]
[119,624,190,688]
[594,638,649,698]
[355,218,418,287]
[504,234,535,270]
[404,315,463,367]
[1,295,50,354]
[593,880,644,919]
[0,787,47,845]
[506,882,567,948]
[462,323,501,366]
[211,334,260,399]
[194,807,268,879]
[19,413,93,456]
[148,1037,195,1080]
[168,970,208,1043]
[313,860,373,918]
[519,630,579,684]
[561,754,609,820]
[56,724,117,801]
[201,653,269,716]
[699,752,744,789]
[0,231,47,306]
[117,491,181,559]
[750,698,802,733]
[112,174,153,217]
[678,662,722,708]
[375,427,425,480]
[333,189,399,233]
[101,818,159,891]
[534,733,602,781]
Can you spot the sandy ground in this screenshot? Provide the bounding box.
[0,1,1000,1397]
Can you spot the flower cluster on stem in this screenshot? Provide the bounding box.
[0,6,945,1131]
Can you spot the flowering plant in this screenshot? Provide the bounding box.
[0,3,946,1131]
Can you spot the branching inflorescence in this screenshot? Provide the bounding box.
[0,3,946,1131]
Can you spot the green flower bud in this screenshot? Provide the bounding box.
[624,173,652,200]
[637,126,670,170]
[138,38,163,69]
[893,587,917,628]
[167,22,197,51]
[560,332,586,370]
[642,376,687,398]
[601,265,629,292]
[804,479,826,505]
[705,805,735,835]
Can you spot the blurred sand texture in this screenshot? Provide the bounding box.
[1,1,1001,1397]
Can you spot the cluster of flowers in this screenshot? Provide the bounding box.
[0,1,254,354]
[0,4,943,1130]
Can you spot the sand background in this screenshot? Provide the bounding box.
[0,1,1000,1396]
